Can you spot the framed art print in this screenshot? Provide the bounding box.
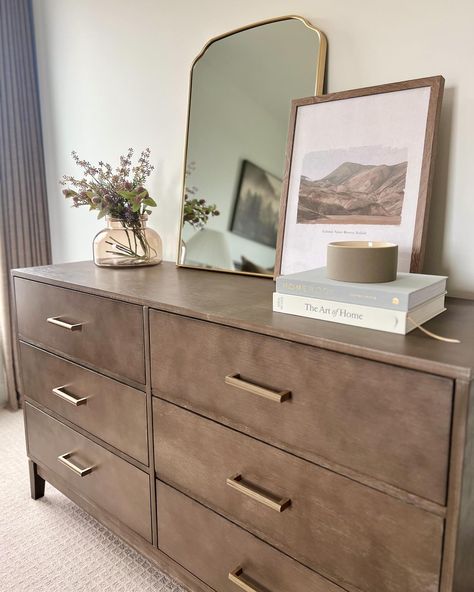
[274,76,444,277]
[230,160,282,248]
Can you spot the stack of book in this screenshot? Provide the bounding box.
[273,267,447,334]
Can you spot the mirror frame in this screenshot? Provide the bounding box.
[176,15,328,277]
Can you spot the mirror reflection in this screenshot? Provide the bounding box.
[179,17,326,275]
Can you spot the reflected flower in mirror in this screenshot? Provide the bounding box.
[183,164,220,230]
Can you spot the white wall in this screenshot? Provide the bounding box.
[33,0,474,297]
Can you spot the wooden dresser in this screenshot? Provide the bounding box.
[12,261,474,592]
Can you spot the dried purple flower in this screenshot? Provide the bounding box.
[60,148,157,226]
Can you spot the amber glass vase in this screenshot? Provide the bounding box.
[93,216,162,267]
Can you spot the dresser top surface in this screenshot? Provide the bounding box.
[13,260,474,380]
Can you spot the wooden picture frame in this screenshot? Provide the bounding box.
[274,76,444,278]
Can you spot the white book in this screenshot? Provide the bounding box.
[273,292,446,335]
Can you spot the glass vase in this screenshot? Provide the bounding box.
[93,216,162,267]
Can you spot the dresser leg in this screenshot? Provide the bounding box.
[29,460,45,500]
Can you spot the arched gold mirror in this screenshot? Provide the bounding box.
[177,16,327,276]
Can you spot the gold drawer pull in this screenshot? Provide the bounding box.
[229,567,267,592]
[226,473,291,512]
[47,316,83,331]
[58,452,94,477]
[52,386,88,406]
[224,373,291,403]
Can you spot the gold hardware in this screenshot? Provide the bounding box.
[47,316,83,331]
[229,567,266,592]
[176,16,327,278]
[52,386,88,406]
[226,473,291,512]
[225,374,291,403]
[57,452,94,477]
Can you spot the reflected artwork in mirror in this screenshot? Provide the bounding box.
[177,16,327,276]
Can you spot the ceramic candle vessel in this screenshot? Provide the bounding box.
[326,241,398,283]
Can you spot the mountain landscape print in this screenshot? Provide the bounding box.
[297,147,408,225]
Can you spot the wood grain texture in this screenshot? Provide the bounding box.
[23,395,149,472]
[150,310,452,504]
[411,75,445,270]
[26,402,152,542]
[14,277,145,384]
[12,262,474,381]
[157,481,345,592]
[446,380,474,592]
[439,379,471,591]
[154,399,444,592]
[273,76,445,276]
[35,463,211,592]
[13,261,474,592]
[143,306,159,547]
[19,342,148,465]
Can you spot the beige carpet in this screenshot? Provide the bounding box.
[0,408,186,591]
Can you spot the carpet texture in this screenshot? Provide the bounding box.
[0,409,187,591]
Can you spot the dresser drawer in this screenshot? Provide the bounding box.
[154,399,443,592]
[150,310,452,504]
[20,342,148,465]
[25,403,151,541]
[15,278,145,384]
[157,481,344,592]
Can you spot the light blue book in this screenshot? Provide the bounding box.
[275,267,447,311]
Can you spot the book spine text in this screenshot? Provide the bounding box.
[275,279,410,310]
[273,293,407,334]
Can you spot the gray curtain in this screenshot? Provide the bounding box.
[0,0,51,409]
